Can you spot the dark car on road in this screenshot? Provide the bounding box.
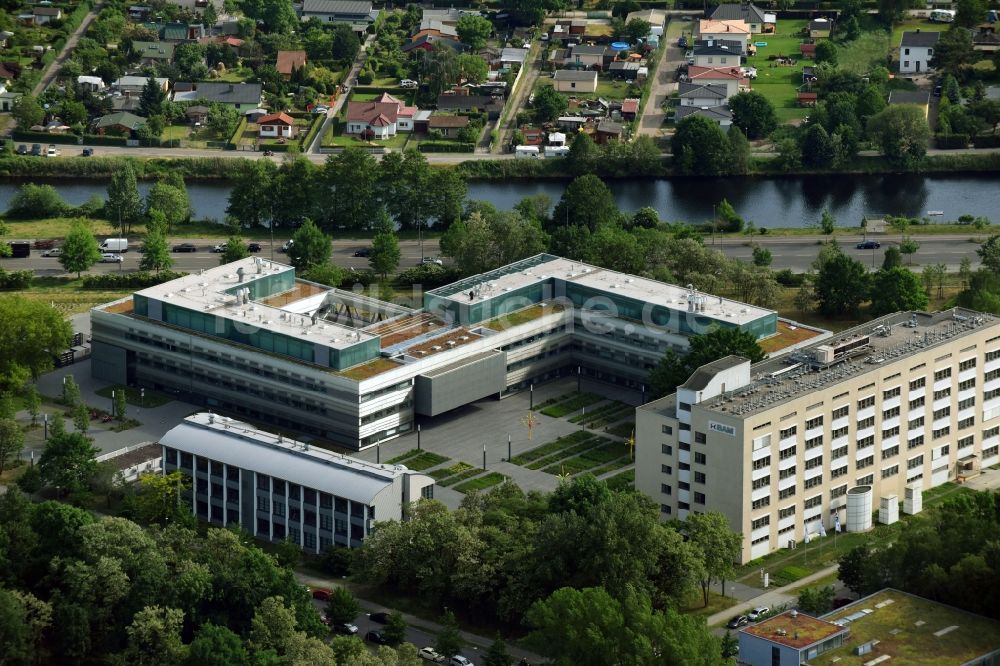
[727,615,749,629]
[368,612,390,624]
[172,243,197,253]
[365,630,390,645]
[856,240,881,249]
[353,247,372,257]
[678,36,688,48]
[16,144,27,155]
[81,148,94,157]
[311,587,332,601]
[30,144,42,156]
[247,242,262,252]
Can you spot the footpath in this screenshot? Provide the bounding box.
[705,564,840,628]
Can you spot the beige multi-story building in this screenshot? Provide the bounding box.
[637,309,1000,563]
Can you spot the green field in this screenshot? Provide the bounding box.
[428,461,474,482]
[889,18,951,52]
[605,468,634,491]
[744,19,811,123]
[454,472,508,493]
[539,392,604,418]
[384,449,449,470]
[509,431,593,465]
[541,437,630,476]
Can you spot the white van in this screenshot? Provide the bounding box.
[100,238,128,252]
[544,145,570,158]
[514,145,540,159]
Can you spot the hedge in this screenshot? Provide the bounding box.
[81,270,187,289]
[972,134,1000,148]
[417,141,475,153]
[300,114,325,151]
[0,155,250,180]
[228,117,248,149]
[934,134,969,149]
[0,269,32,290]
[11,131,129,147]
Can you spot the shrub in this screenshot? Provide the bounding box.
[6,183,67,218]
[417,141,476,153]
[81,270,186,289]
[0,269,33,289]
[394,264,462,288]
[972,134,1000,148]
[775,269,805,287]
[934,133,969,149]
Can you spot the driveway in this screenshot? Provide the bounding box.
[32,2,105,98]
[636,19,686,138]
[307,33,375,154]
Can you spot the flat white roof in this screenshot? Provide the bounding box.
[161,413,427,504]
[136,257,376,350]
[435,255,774,326]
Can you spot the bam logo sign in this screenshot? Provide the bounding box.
[708,421,736,437]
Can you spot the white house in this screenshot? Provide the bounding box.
[708,3,768,33]
[899,30,939,74]
[678,82,730,107]
[344,92,418,138]
[674,104,733,128]
[692,41,742,68]
[697,19,751,47]
[77,75,106,92]
[257,112,297,139]
[685,65,748,98]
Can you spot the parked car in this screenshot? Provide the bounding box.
[41,248,61,257]
[678,36,688,48]
[311,587,332,601]
[16,144,27,155]
[81,147,94,157]
[312,106,329,114]
[419,647,446,663]
[46,144,60,157]
[727,615,749,629]
[30,144,42,156]
[450,657,473,666]
[856,240,881,249]
[33,239,56,249]
[172,243,198,253]
[368,612,390,624]
[353,247,372,257]
[933,84,942,97]
[332,623,358,635]
[748,606,770,621]
[281,240,294,253]
[100,253,124,263]
[399,79,418,88]
[211,244,227,253]
[421,257,443,266]
[365,630,390,645]
[247,242,262,252]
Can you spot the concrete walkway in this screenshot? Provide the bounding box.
[706,564,840,627]
[31,2,105,97]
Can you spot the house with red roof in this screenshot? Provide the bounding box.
[258,112,297,139]
[344,92,419,138]
[276,50,307,80]
[621,98,640,121]
[685,65,749,98]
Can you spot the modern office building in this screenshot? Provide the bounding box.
[159,412,434,552]
[92,254,792,450]
[636,309,1000,562]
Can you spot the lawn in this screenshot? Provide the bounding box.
[94,385,173,408]
[454,472,508,493]
[744,19,811,123]
[838,30,891,75]
[384,449,449,470]
[889,19,951,52]
[605,468,634,491]
[485,302,565,331]
[339,357,402,380]
[509,431,593,465]
[535,77,638,103]
[538,392,604,418]
[541,438,629,475]
[4,276,131,316]
[321,119,411,149]
[428,461,474,482]
[683,591,739,619]
[160,125,191,141]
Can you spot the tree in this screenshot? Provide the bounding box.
[6,184,66,219]
[303,262,346,289]
[62,375,81,407]
[878,0,918,24]
[370,214,401,280]
[140,225,173,273]
[146,180,191,231]
[959,256,972,289]
[751,245,772,267]
[566,132,600,176]
[721,630,739,659]
[727,91,777,140]
[383,611,407,646]
[550,175,618,233]
[977,234,1000,272]
[867,105,930,169]
[956,0,987,29]
[435,610,463,658]
[139,77,166,117]
[943,74,961,104]
[323,588,360,626]
[330,23,360,61]
[457,53,488,84]
[107,162,143,234]
[819,209,836,235]
[483,633,513,666]
[39,430,99,496]
[12,94,43,129]
[672,115,731,176]
[133,471,190,525]
[931,27,975,77]
[797,585,836,615]
[72,403,90,436]
[321,147,381,231]
[456,14,492,51]
[0,588,31,665]
[0,298,73,392]
[650,328,765,399]
[59,221,101,278]
[185,623,247,666]
[207,103,239,140]
[532,84,568,123]
[727,125,751,176]
[114,388,127,423]
[630,207,660,230]
[870,267,929,315]
[801,124,835,168]
[815,40,838,66]
[625,18,651,44]
[0,418,24,476]
[220,236,250,264]
[814,249,869,316]
[899,236,920,264]
[883,246,902,269]
[682,512,743,605]
[24,384,41,425]
[287,219,331,271]
[227,159,277,229]
[418,44,459,97]
[125,605,187,666]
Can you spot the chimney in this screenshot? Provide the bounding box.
[228,84,234,92]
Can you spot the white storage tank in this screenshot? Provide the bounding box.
[904,483,923,515]
[879,495,899,525]
[846,485,873,532]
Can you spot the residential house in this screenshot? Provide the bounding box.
[674,104,732,128]
[499,47,529,70]
[0,91,22,112]
[436,93,503,118]
[809,18,833,39]
[345,92,418,137]
[708,3,768,33]
[276,50,307,80]
[77,75,105,92]
[0,62,19,81]
[421,7,478,26]
[143,22,206,41]
[899,30,939,73]
[428,114,470,138]
[112,76,170,95]
[677,82,729,107]
[128,5,152,19]
[697,20,751,47]
[299,0,379,32]
[595,118,623,144]
[94,112,147,135]
[172,82,264,111]
[566,44,608,70]
[411,20,458,41]
[693,41,743,68]
[132,41,176,66]
[626,9,667,32]
[31,7,61,25]
[185,105,209,124]
[799,42,816,58]
[685,65,748,98]
[553,69,598,93]
[620,98,639,121]
[402,33,465,54]
[973,24,1000,52]
[608,61,640,80]
[889,89,930,119]
[554,19,587,36]
[258,112,297,139]
[112,97,142,112]
[244,108,269,122]
[556,115,587,130]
